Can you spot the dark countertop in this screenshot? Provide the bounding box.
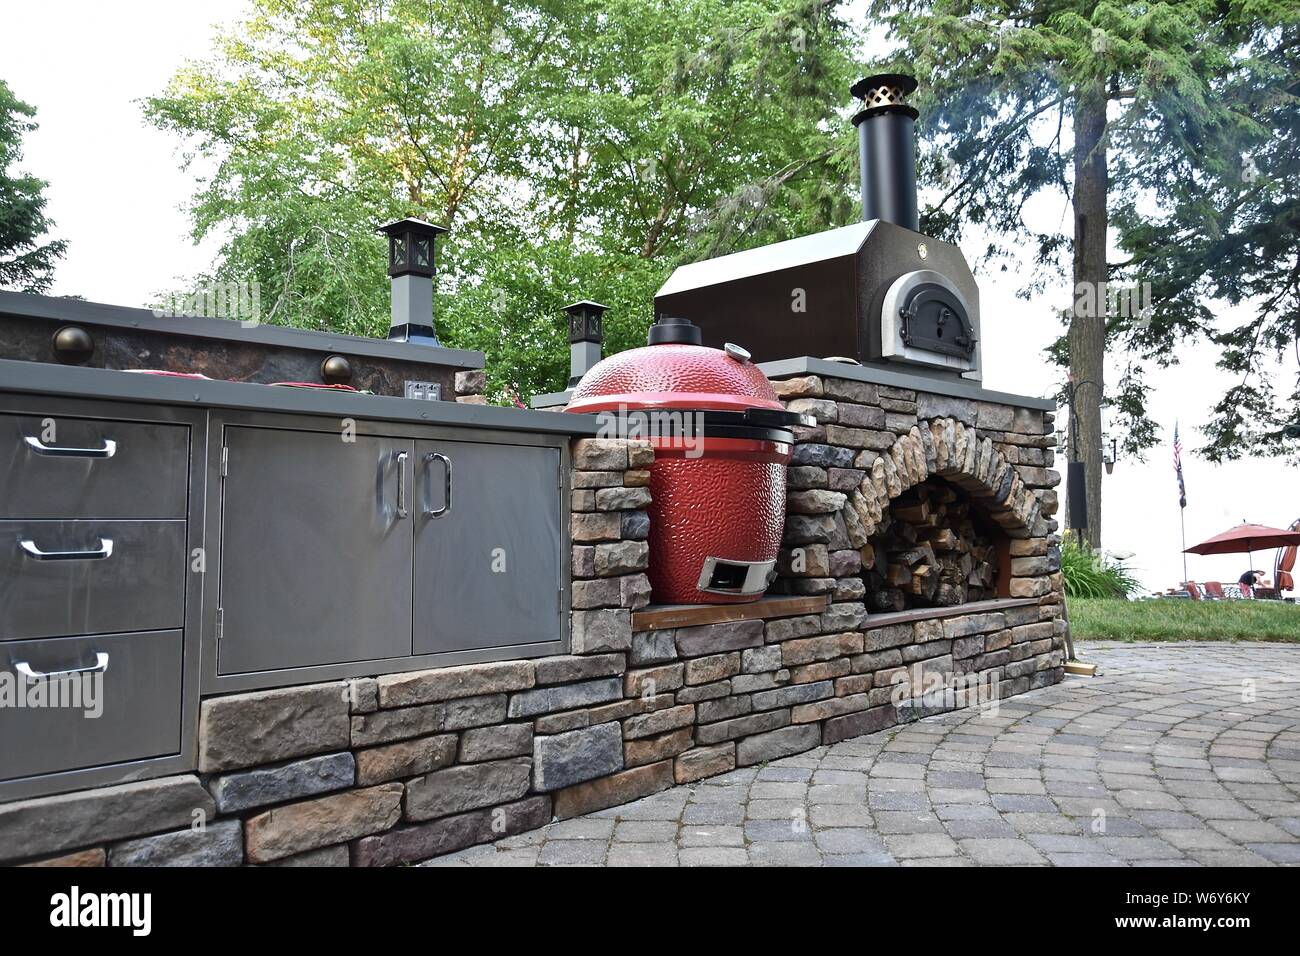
[0,359,600,437]
[757,356,1057,412]
[0,290,485,370]
[536,357,1058,412]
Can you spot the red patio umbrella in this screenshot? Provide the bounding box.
[1185,522,1300,581]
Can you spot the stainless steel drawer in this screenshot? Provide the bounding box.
[0,630,183,783]
[0,520,187,641]
[0,413,189,518]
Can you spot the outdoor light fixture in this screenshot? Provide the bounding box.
[379,217,448,346]
[320,354,353,385]
[51,325,94,365]
[564,300,607,387]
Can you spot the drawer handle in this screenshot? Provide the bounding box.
[19,537,114,561]
[15,652,110,681]
[424,452,452,518]
[23,435,117,458]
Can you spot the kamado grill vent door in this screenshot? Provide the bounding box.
[697,556,778,597]
[880,269,978,373]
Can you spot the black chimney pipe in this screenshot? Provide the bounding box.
[850,73,920,232]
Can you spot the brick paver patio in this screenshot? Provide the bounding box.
[426,641,1300,867]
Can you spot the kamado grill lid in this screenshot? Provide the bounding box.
[566,318,808,428]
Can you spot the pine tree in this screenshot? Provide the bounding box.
[1117,4,1299,463]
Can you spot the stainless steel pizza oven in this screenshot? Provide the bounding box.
[654,73,982,382]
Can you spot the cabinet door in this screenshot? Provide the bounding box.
[218,426,414,674]
[413,440,562,655]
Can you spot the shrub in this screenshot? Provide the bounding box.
[1060,536,1141,599]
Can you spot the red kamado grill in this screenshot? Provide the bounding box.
[566,317,809,605]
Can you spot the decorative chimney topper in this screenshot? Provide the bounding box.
[564,300,607,387]
[379,217,448,346]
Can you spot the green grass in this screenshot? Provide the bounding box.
[1068,597,1300,642]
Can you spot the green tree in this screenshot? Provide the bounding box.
[0,79,66,292]
[867,1,1281,549]
[1117,5,1299,464]
[145,0,859,400]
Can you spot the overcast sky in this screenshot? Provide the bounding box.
[2,0,1296,593]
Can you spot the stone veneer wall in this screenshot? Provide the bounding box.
[766,372,1062,604]
[0,377,1067,867]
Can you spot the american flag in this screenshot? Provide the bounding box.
[1174,423,1187,508]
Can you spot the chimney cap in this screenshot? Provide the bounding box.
[379,218,448,279]
[850,73,918,100]
[566,300,606,345]
[378,217,449,238]
[851,73,919,125]
[562,300,610,314]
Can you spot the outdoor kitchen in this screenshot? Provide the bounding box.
[0,74,1066,867]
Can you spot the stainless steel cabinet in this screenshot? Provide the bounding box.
[0,397,197,799]
[0,630,183,782]
[216,425,416,675]
[413,440,563,655]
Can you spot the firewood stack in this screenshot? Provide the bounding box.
[863,479,1000,611]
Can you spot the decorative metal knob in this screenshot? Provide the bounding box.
[52,325,94,365]
[321,354,353,385]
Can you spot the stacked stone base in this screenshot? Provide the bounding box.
[0,598,1064,867]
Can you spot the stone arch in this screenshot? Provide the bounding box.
[834,417,1040,554]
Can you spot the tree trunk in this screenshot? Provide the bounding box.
[1069,83,1108,551]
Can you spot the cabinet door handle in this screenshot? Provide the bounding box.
[15,652,110,681]
[395,451,409,518]
[424,452,452,518]
[23,435,117,458]
[20,537,114,561]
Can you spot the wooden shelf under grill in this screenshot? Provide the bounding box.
[631,594,830,632]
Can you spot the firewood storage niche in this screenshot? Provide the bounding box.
[864,477,1007,612]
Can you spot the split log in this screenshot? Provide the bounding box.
[925,528,958,551]
[892,501,930,523]
[894,542,936,568]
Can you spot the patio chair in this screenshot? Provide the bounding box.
[1184,581,1203,601]
[1204,581,1226,600]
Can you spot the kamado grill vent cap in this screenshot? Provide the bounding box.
[648,315,703,346]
